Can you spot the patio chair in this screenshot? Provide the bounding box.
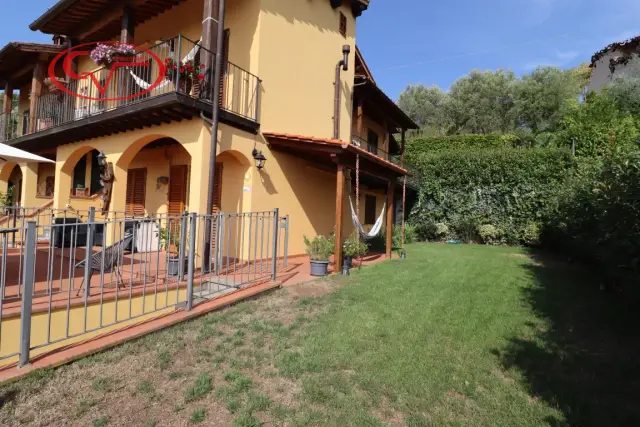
[75,232,134,296]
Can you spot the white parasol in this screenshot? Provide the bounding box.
[0,143,54,165]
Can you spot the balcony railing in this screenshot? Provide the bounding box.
[2,35,261,142]
[351,135,391,161]
[0,112,21,143]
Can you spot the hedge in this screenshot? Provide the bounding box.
[542,152,640,286]
[409,148,575,245]
[405,134,520,161]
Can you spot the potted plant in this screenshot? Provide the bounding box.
[304,234,334,277]
[90,43,136,68]
[164,58,205,94]
[342,235,368,270]
[161,227,184,276]
[44,76,66,93]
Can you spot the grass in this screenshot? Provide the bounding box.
[1,243,638,426]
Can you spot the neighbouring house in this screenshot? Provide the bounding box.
[0,0,417,264]
[589,35,640,92]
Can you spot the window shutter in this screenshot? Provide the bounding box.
[219,29,230,108]
[212,163,223,214]
[126,168,147,217]
[168,165,189,217]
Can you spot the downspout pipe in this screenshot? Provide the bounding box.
[333,45,351,140]
[203,0,226,271]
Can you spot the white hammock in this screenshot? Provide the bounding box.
[349,195,386,240]
[129,37,202,90]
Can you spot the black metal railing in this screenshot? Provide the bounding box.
[0,35,260,142]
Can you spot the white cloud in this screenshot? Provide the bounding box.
[522,50,580,71]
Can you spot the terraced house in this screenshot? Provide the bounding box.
[0,0,416,370]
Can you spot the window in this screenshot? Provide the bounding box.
[72,150,103,196]
[339,12,347,37]
[364,195,377,225]
[367,130,379,155]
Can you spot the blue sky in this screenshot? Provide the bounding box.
[2,0,640,100]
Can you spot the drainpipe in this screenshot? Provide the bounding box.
[203,0,226,271]
[333,45,351,140]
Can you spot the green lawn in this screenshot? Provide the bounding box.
[1,244,638,426]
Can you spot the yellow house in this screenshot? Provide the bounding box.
[0,0,417,270]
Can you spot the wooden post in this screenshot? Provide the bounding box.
[28,61,45,134]
[120,4,135,44]
[2,83,12,140]
[356,98,363,138]
[201,0,221,95]
[334,163,345,272]
[400,129,406,166]
[119,5,135,104]
[385,178,395,259]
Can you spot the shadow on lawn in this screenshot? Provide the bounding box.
[496,251,640,427]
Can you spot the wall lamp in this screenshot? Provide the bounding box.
[252,148,267,170]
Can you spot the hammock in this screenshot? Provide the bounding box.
[129,37,202,90]
[346,159,387,240]
[349,194,386,240]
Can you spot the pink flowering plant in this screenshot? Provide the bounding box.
[90,43,137,68]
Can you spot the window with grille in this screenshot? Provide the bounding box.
[364,195,376,225]
[339,12,347,37]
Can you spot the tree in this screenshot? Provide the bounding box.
[443,69,517,134]
[556,91,639,157]
[397,84,449,135]
[514,66,584,135]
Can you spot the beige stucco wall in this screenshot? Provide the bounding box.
[589,49,640,93]
[257,0,356,140]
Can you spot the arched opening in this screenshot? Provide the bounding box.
[60,147,103,198]
[0,162,20,205]
[6,165,22,206]
[118,137,192,217]
[215,150,252,214]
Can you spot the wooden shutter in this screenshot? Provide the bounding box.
[126,168,147,217]
[168,165,189,217]
[212,163,223,214]
[219,29,230,108]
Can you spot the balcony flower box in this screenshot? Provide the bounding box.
[90,43,136,68]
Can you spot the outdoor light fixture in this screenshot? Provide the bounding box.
[252,148,267,170]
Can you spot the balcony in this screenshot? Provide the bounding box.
[351,134,392,162]
[1,35,261,149]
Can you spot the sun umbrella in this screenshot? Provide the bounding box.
[0,143,54,164]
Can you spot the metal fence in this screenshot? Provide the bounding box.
[0,207,288,367]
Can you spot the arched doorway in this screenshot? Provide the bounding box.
[117,137,192,217]
[0,164,23,206]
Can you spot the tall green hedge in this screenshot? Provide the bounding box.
[410,148,575,244]
[542,152,640,286]
[405,134,520,160]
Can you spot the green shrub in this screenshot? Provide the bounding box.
[421,222,450,241]
[477,224,502,245]
[521,222,541,246]
[303,234,334,261]
[342,235,368,257]
[542,152,640,286]
[409,147,575,245]
[405,134,520,162]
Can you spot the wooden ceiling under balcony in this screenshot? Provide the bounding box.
[30,0,189,41]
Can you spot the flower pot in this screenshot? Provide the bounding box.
[309,260,330,277]
[343,255,353,269]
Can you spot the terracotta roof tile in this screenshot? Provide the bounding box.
[262,131,407,175]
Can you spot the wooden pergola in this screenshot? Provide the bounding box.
[263,132,408,271]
